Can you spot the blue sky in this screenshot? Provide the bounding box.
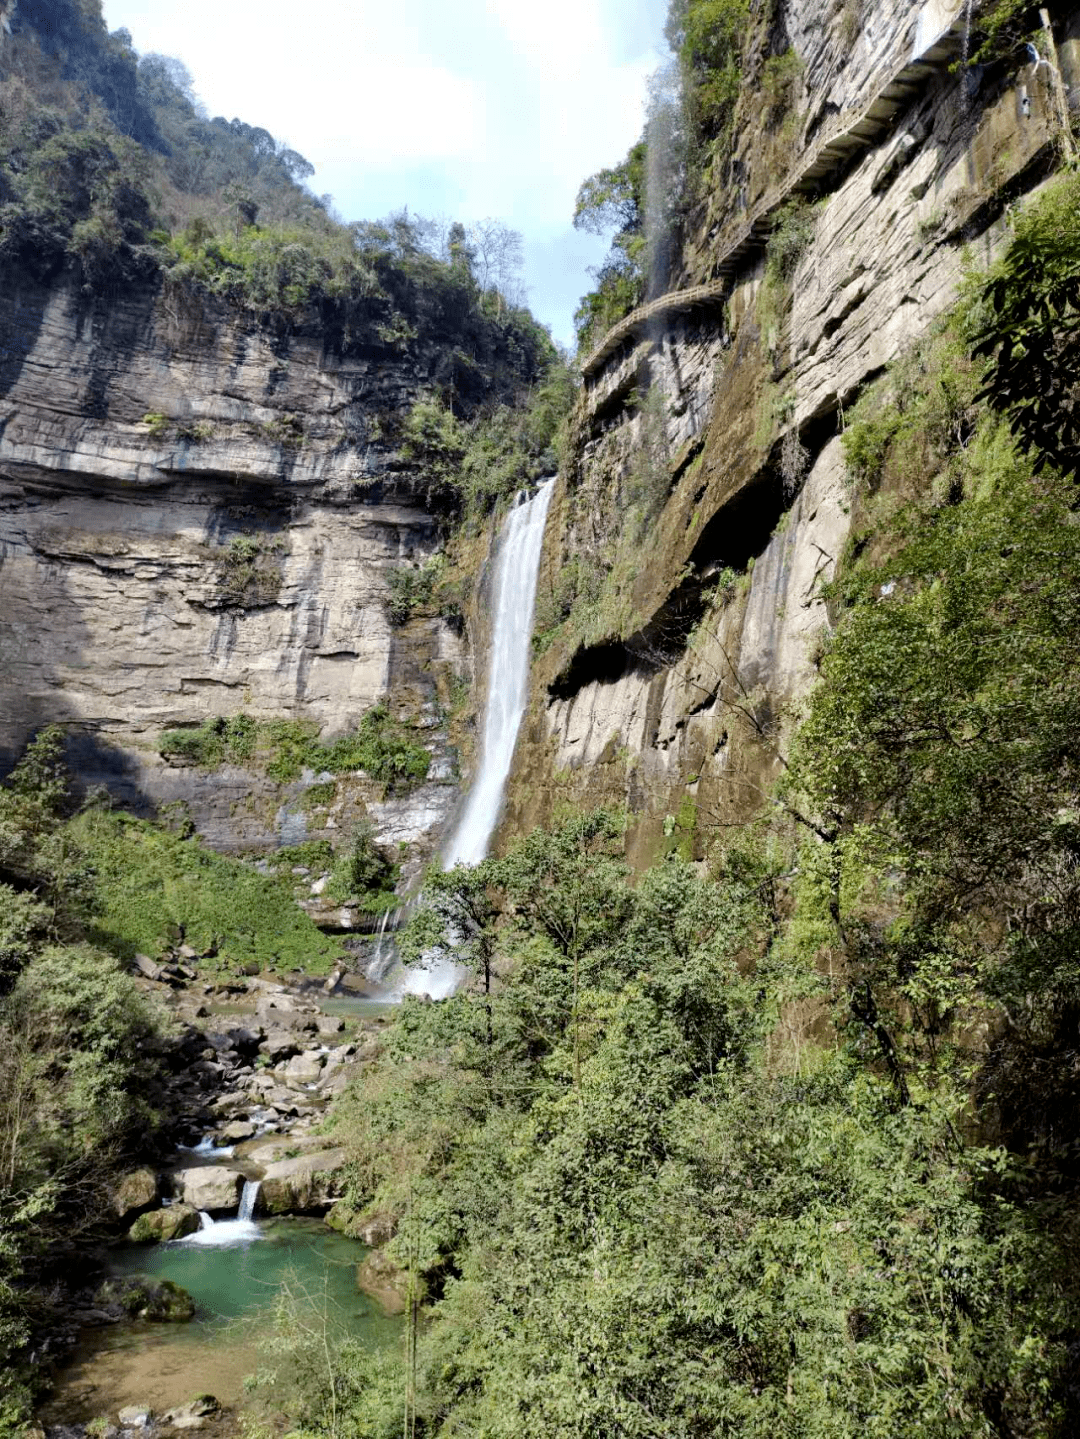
[103,0,668,348]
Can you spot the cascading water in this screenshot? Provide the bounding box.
[443,478,555,868]
[238,1179,261,1221]
[181,1179,263,1246]
[397,478,556,999]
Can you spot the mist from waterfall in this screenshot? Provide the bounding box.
[398,478,555,999]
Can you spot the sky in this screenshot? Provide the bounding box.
[102,0,670,349]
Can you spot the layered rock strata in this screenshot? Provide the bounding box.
[0,270,463,860]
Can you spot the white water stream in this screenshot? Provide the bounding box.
[183,1180,263,1247]
[398,478,555,998]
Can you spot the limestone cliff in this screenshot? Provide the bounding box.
[0,267,473,875]
[503,0,1080,867]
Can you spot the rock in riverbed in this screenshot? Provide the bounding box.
[112,1167,158,1219]
[129,1204,201,1243]
[175,1166,244,1212]
[95,1277,195,1322]
[259,1148,348,1213]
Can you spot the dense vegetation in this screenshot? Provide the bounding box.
[0,724,356,1430]
[252,175,1080,1437]
[0,732,167,1429]
[158,707,432,794]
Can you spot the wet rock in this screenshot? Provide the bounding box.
[129,1203,201,1243]
[112,1167,159,1219]
[175,1165,244,1211]
[161,1395,219,1430]
[217,1119,256,1143]
[118,1406,152,1428]
[283,1051,325,1083]
[96,1276,195,1322]
[259,1148,348,1213]
[209,1090,249,1112]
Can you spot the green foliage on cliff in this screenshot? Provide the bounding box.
[0,2,557,420]
[572,141,648,353]
[158,706,431,795]
[666,0,750,139]
[968,169,1080,479]
[400,357,573,516]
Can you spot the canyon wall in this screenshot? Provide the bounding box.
[0,269,468,872]
[2,1,1080,883]
[502,0,1080,867]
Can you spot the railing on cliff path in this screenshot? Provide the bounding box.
[580,5,974,384]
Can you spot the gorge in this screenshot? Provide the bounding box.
[3,0,1080,1435]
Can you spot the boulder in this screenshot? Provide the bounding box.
[218,1119,256,1143]
[161,1395,219,1430]
[259,1148,348,1214]
[129,1204,201,1243]
[119,1406,153,1427]
[262,1029,300,1060]
[281,1052,324,1085]
[356,1248,407,1315]
[316,1014,345,1036]
[326,1204,395,1246]
[175,1165,244,1212]
[113,1167,159,1219]
[96,1276,195,1322]
[133,954,160,981]
[324,1067,352,1096]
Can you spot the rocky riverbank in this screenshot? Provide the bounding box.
[36,961,400,1439]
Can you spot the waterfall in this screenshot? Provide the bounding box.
[398,479,555,1000]
[366,905,401,983]
[443,479,555,867]
[181,1181,263,1246]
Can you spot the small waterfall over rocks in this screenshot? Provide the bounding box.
[396,478,556,999]
[183,1180,263,1246]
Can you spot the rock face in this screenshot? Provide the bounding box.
[0,269,462,866]
[505,3,1080,857]
[258,1147,348,1214]
[175,1165,244,1213]
[356,1247,408,1315]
